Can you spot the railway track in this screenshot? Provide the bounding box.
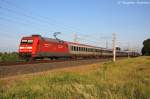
[0,58,112,78]
[0,57,113,66]
[0,59,71,66]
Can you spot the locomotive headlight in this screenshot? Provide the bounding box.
[27,47,32,49]
[19,47,25,49]
[19,47,32,49]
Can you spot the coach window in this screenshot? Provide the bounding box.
[74,46,76,51]
[81,47,83,51]
[97,49,99,52]
[76,46,78,51]
[75,46,77,51]
[73,46,75,51]
[86,48,89,52]
[95,49,97,52]
[71,46,73,51]
[96,49,98,52]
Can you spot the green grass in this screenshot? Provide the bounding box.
[0,52,18,62]
[0,56,150,99]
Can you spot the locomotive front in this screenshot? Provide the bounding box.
[19,35,40,60]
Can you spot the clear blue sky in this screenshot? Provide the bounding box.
[0,0,150,52]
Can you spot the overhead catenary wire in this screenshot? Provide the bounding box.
[0,16,47,36]
[0,0,108,41]
[0,1,79,35]
[0,8,106,45]
[0,0,114,48]
[0,11,59,33]
[1,0,92,34]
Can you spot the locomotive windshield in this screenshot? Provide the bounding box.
[21,40,33,44]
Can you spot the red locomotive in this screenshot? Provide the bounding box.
[19,35,139,60]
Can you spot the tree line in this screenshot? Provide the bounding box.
[142,39,150,56]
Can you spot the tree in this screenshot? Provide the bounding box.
[142,39,150,55]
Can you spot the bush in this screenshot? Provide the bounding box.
[0,52,19,62]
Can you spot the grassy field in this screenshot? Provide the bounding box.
[0,56,150,99]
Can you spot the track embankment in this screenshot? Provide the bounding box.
[0,59,111,78]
